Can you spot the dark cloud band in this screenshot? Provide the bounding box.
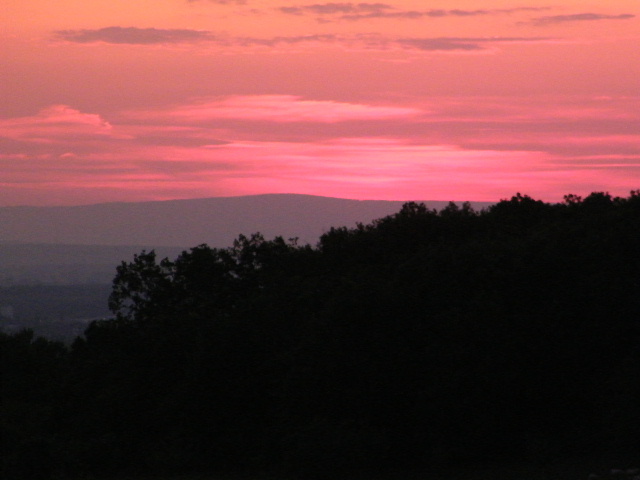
[278,4,551,21]
[52,26,552,52]
[394,36,551,52]
[54,27,215,44]
[528,13,635,26]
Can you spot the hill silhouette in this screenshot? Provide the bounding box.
[0,194,491,247]
[2,191,639,480]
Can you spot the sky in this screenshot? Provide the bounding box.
[1,0,638,206]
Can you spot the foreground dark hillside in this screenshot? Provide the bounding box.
[2,191,640,479]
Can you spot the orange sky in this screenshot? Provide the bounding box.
[1,0,638,205]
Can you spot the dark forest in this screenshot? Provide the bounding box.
[2,191,640,480]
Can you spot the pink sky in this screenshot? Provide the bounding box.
[1,0,638,206]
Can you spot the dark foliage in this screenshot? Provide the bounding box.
[2,191,640,479]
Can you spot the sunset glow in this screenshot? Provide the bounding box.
[1,0,638,205]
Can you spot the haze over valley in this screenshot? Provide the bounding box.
[0,194,491,340]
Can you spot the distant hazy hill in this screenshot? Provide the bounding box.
[0,194,492,248]
[0,194,492,331]
[0,244,184,285]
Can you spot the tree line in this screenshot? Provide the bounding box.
[2,191,640,479]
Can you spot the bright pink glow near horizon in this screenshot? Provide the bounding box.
[1,1,638,206]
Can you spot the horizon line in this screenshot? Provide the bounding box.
[0,193,496,209]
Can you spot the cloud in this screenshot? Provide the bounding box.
[52,27,338,48]
[49,25,552,53]
[278,4,552,22]
[280,3,391,16]
[231,34,338,47]
[2,95,638,206]
[0,105,114,143]
[159,138,639,203]
[126,95,422,123]
[187,0,247,3]
[396,38,483,51]
[235,34,553,53]
[54,27,216,45]
[373,35,553,52]
[527,13,635,26]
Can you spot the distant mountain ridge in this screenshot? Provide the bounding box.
[0,194,493,248]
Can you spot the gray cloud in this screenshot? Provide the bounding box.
[279,4,551,21]
[527,13,635,26]
[233,34,338,47]
[346,8,553,21]
[53,28,339,47]
[342,8,510,21]
[280,3,391,15]
[395,36,551,52]
[51,26,551,53]
[396,38,483,51]
[230,33,552,52]
[54,27,216,44]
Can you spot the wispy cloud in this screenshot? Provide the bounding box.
[395,38,481,52]
[344,7,551,22]
[51,26,551,53]
[233,33,541,53]
[245,33,553,54]
[126,95,422,123]
[1,95,638,205]
[54,26,216,44]
[527,13,635,26]
[50,5,597,55]
[230,34,338,47]
[280,3,391,16]
[395,36,552,52]
[188,0,247,3]
[278,4,551,22]
[353,34,555,53]
[53,27,336,47]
